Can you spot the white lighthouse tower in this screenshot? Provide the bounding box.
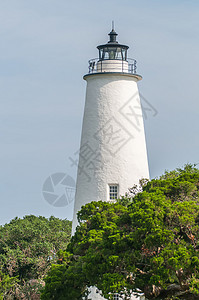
[72,27,149,234]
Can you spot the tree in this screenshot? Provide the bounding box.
[42,165,199,299]
[0,215,71,299]
[0,270,17,300]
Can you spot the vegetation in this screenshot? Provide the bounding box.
[41,164,199,300]
[0,215,72,299]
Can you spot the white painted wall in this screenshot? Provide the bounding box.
[72,70,148,300]
[96,60,128,72]
[87,287,140,300]
[72,72,149,234]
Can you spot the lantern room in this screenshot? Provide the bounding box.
[97,29,129,61]
[87,27,140,77]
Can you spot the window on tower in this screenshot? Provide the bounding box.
[109,184,119,200]
[99,47,127,61]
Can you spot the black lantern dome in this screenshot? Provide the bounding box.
[97,29,129,61]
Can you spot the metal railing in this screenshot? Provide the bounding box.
[88,58,137,74]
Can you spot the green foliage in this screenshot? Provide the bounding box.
[42,165,199,299]
[0,215,71,299]
[0,270,17,299]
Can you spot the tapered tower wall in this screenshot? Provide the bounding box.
[72,72,149,234]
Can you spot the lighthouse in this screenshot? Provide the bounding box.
[72,27,149,235]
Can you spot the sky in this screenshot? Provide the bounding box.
[1,0,199,225]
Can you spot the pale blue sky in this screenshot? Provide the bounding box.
[1,0,199,225]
